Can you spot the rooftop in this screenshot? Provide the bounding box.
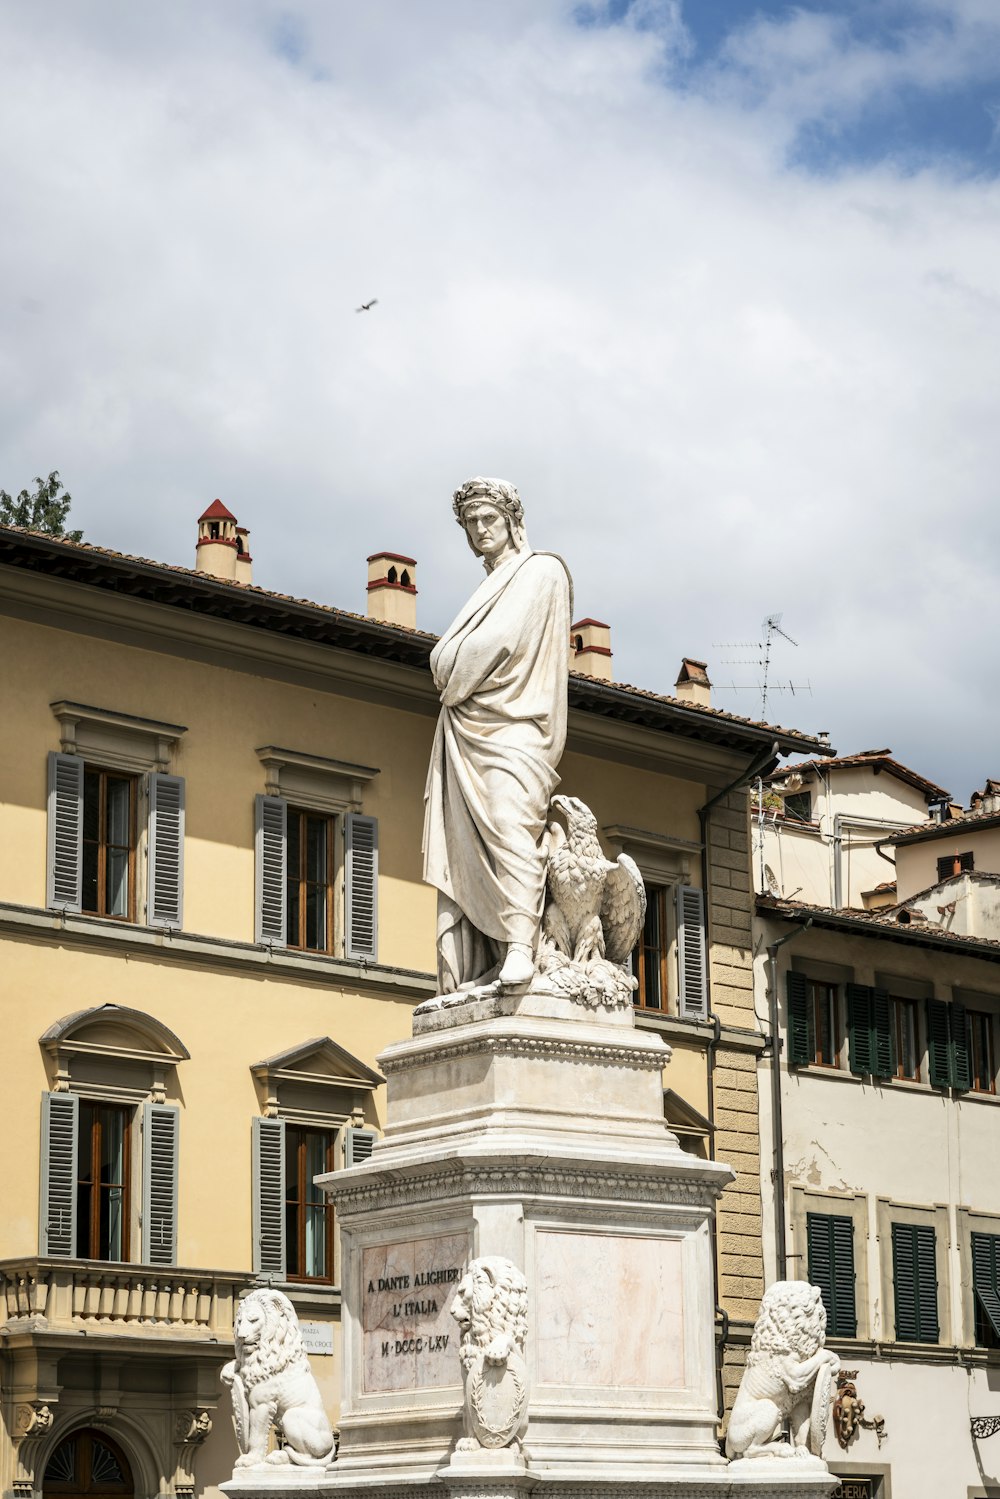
[765,748,950,802]
[891,806,1000,846]
[0,525,832,759]
[198,498,237,523]
[757,892,1000,964]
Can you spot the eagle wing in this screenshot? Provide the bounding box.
[599,852,646,963]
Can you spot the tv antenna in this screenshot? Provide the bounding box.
[713,613,811,720]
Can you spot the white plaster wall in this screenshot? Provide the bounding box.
[897,826,1000,902]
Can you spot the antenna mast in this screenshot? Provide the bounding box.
[713,612,810,721]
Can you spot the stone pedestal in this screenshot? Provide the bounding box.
[224,982,837,1499]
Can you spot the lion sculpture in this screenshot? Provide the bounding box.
[725,1281,839,1464]
[449,1257,529,1453]
[221,1288,337,1470]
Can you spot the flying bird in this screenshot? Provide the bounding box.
[355,298,378,313]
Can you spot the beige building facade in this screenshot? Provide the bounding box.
[0,517,824,1499]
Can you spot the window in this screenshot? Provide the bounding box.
[76,1101,131,1261]
[968,1010,996,1094]
[47,750,185,928]
[783,790,812,822]
[287,809,335,952]
[927,999,972,1091]
[971,1232,1000,1348]
[255,795,378,960]
[787,973,842,1067]
[846,985,894,1079]
[807,1211,857,1337]
[631,882,706,1019]
[634,885,668,1011]
[937,850,974,881]
[82,768,137,919]
[893,998,921,1081]
[285,1126,336,1282]
[891,1221,939,1343]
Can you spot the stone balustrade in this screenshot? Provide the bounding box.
[0,1259,249,1338]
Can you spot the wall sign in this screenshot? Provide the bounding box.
[299,1321,334,1356]
[833,1479,878,1499]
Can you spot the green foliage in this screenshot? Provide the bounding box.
[0,471,82,541]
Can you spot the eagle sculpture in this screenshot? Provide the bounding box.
[538,794,646,1009]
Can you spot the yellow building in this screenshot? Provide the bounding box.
[0,511,825,1499]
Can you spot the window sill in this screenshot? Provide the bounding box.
[0,900,436,1000]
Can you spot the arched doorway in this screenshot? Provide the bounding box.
[44,1430,134,1499]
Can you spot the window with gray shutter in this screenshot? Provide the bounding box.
[47,752,83,912]
[40,1092,79,1255]
[252,1116,286,1277]
[148,774,185,929]
[345,814,378,961]
[344,1126,378,1167]
[255,795,287,946]
[142,1103,179,1265]
[972,1232,1000,1346]
[675,884,707,1019]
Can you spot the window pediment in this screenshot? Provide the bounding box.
[602,823,699,884]
[40,1003,188,1101]
[251,1036,384,1126]
[51,701,186,773]
[256,746,379,814]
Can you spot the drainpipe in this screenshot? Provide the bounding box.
[697,739,779,1420]
[766,918,813,1281]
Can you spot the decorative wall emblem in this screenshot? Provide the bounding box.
[14,1404,54,1439]
[450,1257,529,1453]
[834,1370,886,1449]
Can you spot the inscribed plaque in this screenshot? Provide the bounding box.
[361,1232,468,1393]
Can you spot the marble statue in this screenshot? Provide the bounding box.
[221,1288,337,1471]
[537,793,646,1009]
[450,1256,529,1453]
[423,477,572,993]
[725,1280,839,1464]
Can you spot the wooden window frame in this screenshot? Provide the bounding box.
[893,996,921,1081]
[937,850,974,881]
[811,980,840,1068]
[968,1009,996,1095]
[76,1101,132,1262]
[284,1124,336,1284]
[806,1210,858,1338]
[82,767,137,921]
[633,884,670,1012]
[285,806,336,954]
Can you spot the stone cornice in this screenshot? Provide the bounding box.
[333,1161,731,1215]
[379,1034,668,1075]
[0,901,436,1000]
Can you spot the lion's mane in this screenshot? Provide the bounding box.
[748,1280,826,1362]
[455,1257,528,1354]
[234,1289,309,1390]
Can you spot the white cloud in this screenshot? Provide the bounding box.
[1,1,999,797]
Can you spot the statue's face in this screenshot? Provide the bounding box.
[463,502,512,562]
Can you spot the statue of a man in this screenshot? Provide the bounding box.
[423,478,572,992]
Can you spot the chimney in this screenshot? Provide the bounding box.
[367,551,417,629]
[674,658,711,708]
[195,499,252,584]
[570,619,613,682]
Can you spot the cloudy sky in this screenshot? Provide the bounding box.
[2,0,999,799]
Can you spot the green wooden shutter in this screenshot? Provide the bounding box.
[254,795,287,946]
[892,1222,939,1343]
[807,1211,857,1338]
[927,999,952,1088]
[871,987,895,1080]
[344,1126,378,1167]
[46,752,83,912]
[847,984,874,1075]
[345,814,378,961]
[951,1001,972,1092]
[148,774,185,929]
[676,885,708,1019]
[252,1116,286,1277]
[142,1103,179,1265]
[787,971,813,1066]
[972,1232,1000,1343]
[40,1092,79,1256]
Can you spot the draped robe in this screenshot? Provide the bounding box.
[423,547,572,991]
